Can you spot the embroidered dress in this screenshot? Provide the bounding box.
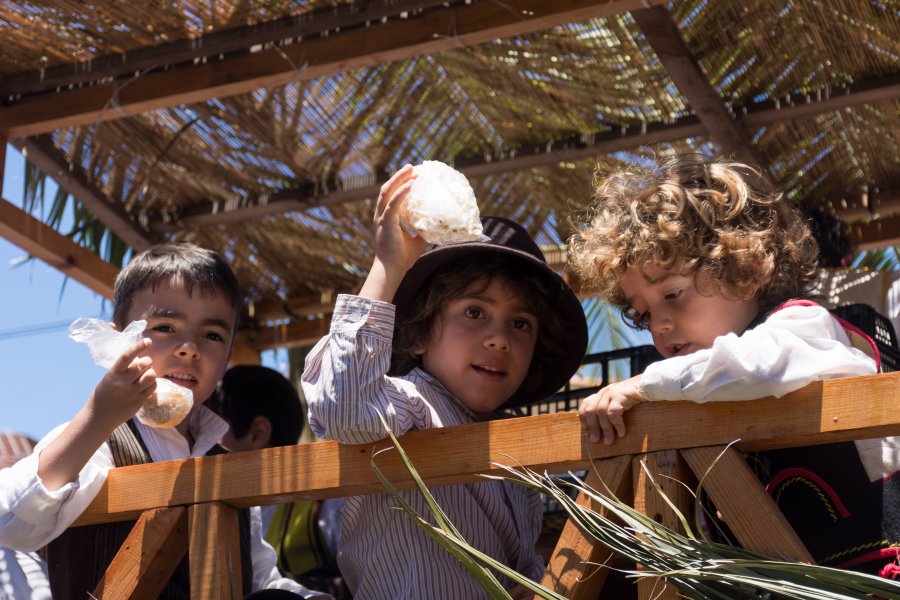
[640,300,899,575]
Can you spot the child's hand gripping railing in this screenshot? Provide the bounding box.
[74,372,900,599]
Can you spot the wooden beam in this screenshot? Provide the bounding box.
[92,507,188,600]
[633,450,692,600]
[13,136,156,251]
[631,6,771,176]
[851,215,900,251]
[148,117,705,230]
[236,317,331,351]
[680,446,813,562]
[0,0,667,139]
[541,456,632,599]
[76,372,900,525]
[0,196,119,298]
[189,503,242,599]
[0,1,453,99]
[0,137,6,194]
[741,73,900,127]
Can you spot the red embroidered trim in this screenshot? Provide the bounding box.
[766,467,852,518]
[836,547,900,573]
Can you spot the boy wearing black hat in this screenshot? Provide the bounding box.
[302,165,588,599]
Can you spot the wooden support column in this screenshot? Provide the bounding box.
[228,340,262,366]
[92,507,188,600]
[189,502,243,600]
[632,450,694,600]
[540,455,632,599]
[0,137,6,194]
[681,446,814,562]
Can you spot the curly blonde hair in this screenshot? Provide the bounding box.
[568,155,819,318]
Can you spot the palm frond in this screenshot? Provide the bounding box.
[20,160,131,269]
[374,428,900,599]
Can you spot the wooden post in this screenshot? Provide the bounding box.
[681,445,814,562]
[189,502,242,599]
[228,340,261,366]
[92,507,188,599]
[540,455,632,599]
[0,136,6,194]
[632,450,695,600]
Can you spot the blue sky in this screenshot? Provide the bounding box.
[0,145,286,440]
[0,146,110,440]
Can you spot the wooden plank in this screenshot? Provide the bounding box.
[0,137,6,194]
[0,1,451,98]
[681,446,814,562]
[631,6,770,176]
[236,316,331,352]
[0,196,119,298]
[741,73,900,127]
[189,502,242,600]
[540,455,631,599]
[76,372,900,525]
[228,341,262,366]
[851,214,900,251]
[0,0,667,139]
[147,118,704,229]
[92,507,188,600]
[14,136,156,251]
[632,450,694,600]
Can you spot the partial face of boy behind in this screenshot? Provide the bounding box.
[414,276,538,419]
[619,264,759,359]
[122,280,235,418]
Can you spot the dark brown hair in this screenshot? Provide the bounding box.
[112,242,242,328]
[390,253,566,391]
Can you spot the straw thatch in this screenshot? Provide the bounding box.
[2,0,899,345]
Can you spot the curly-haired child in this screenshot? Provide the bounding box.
[571,155,900,577]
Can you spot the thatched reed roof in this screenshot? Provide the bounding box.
[2,0,899,350]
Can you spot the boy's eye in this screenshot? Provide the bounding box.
[464,307,484,319]
[205,332,225,342]
[153,324,175,333]
[664,289,683,301]
[622,307,650,330]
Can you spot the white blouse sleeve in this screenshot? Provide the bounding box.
[0,423,114,552]
[639,304,877,403]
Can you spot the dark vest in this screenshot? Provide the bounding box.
[46,419,254,599]
[749,301,899,576]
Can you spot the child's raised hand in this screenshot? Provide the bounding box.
[90,338,157,428]
[373,164,428,271]
[360,165,429,301]
[578,374,646,445]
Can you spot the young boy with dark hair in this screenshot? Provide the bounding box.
[208,365,347,598]
[209,365,306,451]
[303,165,589,598]
[0,242,328,599]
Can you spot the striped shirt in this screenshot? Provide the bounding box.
[303,294,544,599]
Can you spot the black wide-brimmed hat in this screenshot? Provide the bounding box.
[392,216,588,407]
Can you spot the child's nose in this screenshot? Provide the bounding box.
[484,329,511,351]
[176,340,200,360]
[650,312,673,335]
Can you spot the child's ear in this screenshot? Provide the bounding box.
[249,416,273,450]
[109,321,120,332]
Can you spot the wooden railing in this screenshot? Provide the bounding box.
[76,372,900,599]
